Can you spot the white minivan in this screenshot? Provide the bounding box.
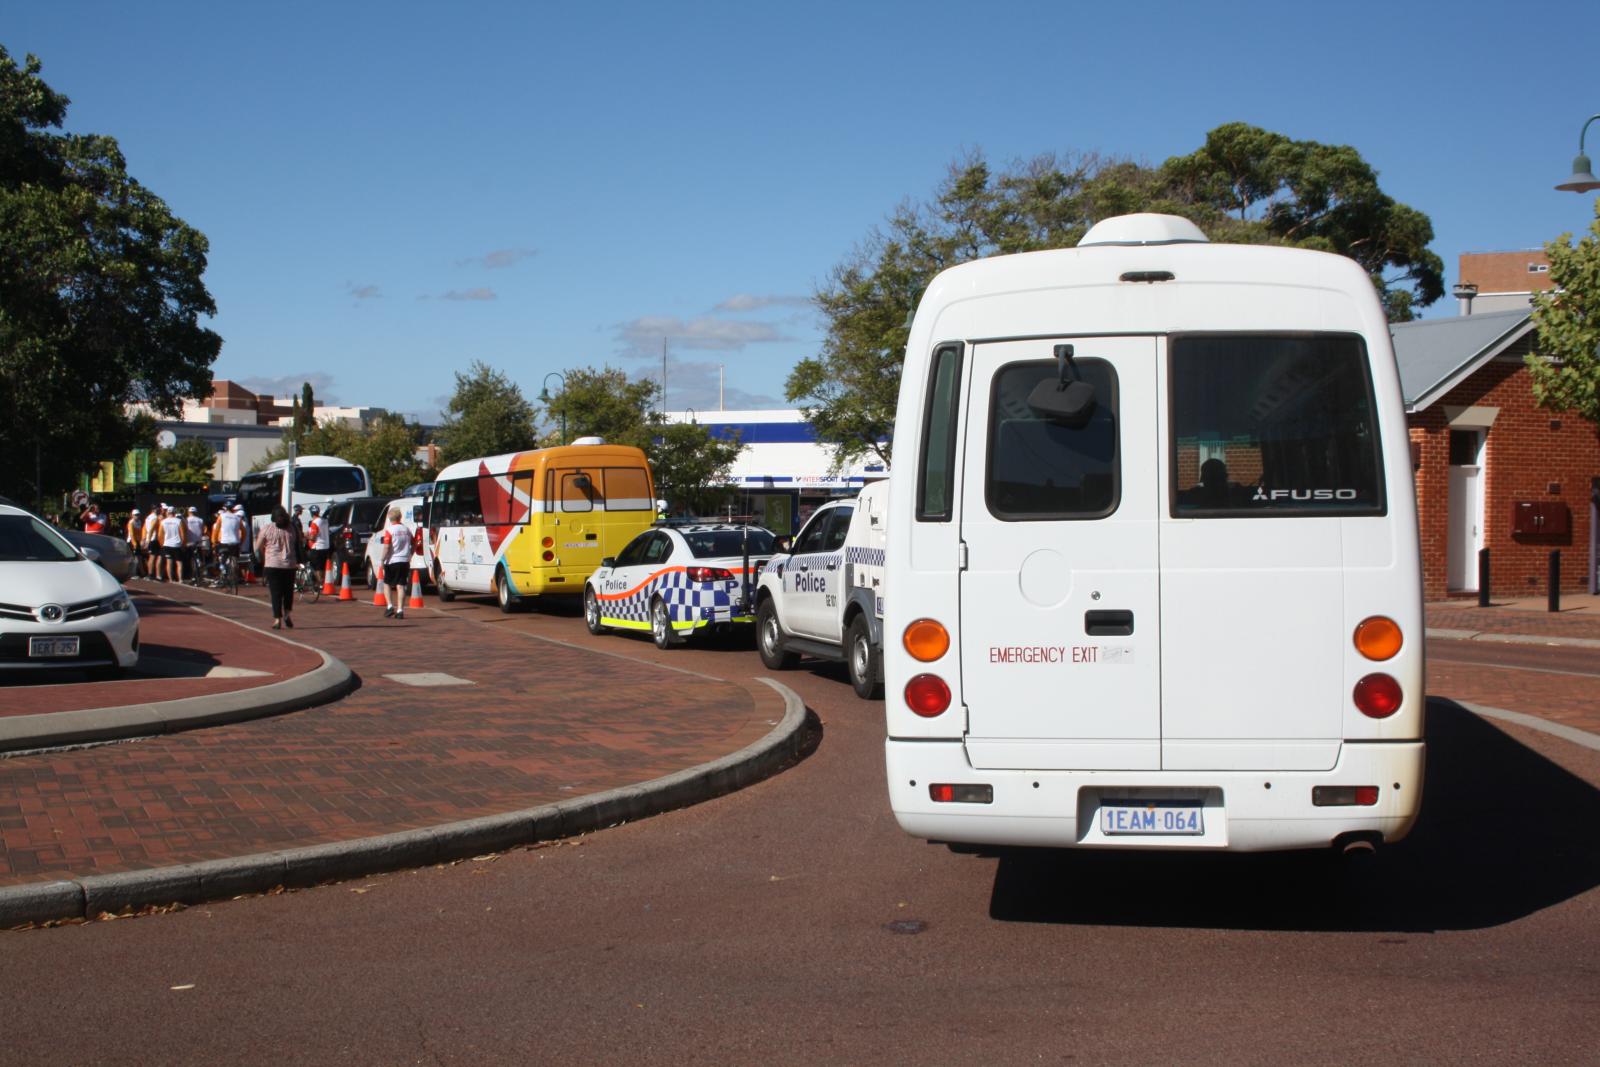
[884,214,1424,853]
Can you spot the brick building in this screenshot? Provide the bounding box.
[1393,308,1599,599]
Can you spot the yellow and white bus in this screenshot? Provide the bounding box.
[426,438,657,612]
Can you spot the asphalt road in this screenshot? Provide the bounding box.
[3,600,1598,1065]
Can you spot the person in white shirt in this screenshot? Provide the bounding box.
[159,506,186,582]
[305,504,331,587]
[184,506,208,584]
[214,503,246,577]
[379,508,414,620]
[142,507,162,578]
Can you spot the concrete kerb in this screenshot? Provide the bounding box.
[1424,627,1600,651]
[0,677,808,927]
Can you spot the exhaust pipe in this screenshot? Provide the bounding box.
[1333,831,1382,855]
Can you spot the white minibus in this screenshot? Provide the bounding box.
[884,213,1424,853]
[237,456,372,535]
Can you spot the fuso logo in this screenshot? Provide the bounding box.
[1251,487,1359,502]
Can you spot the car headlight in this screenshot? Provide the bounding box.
[99,593,131,614]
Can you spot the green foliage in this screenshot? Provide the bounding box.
[1530,202,1600,427]
[435,361,540,466]
[290,380,315,445]
[542,365,659,450]
[258,412,431,497]
[0,47,221,505]
[150,438,218,487]
[649,422,745,516]
[793,125,1445,468]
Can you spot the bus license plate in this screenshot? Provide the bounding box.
[1100,801,1203,836]
[29,636,80,658]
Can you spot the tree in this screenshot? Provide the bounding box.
[289,380,315,446]
[542,365,658,450]
[257,411,431,497]
[0,48,220,507]
[434,361,539,466]
[791,125,1445,467]
[1529,201,1600,426]
[150,438,217,487]
[649,422,745,516]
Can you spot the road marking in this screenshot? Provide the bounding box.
[1453,699,1600,752]
[1429,656,1600,681]
[383,672,473,687]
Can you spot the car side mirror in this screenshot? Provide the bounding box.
[601,556,616,568]
[80,546,101,563]
[773,536,792,554]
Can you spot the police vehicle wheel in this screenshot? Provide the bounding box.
[846,615,882,700]
[495,567,520,614]
[650,598,677,649]
[584,586,605,635]
[756,599,798,670]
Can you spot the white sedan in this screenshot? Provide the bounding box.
[584,524,775,649]
[0,504,139,673]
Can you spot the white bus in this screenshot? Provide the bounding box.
[884,214,1424,853]
[237,456,372,533]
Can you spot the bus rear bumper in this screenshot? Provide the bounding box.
[885,738,1424,853]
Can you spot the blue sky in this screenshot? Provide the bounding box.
[8,1,1600,425]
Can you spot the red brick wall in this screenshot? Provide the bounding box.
[1458,251,1554,295]
[1408,344,1600,599]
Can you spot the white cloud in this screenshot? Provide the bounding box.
[236,373,341,405]
[615,315,787,356]
[456,248,537,270]
[344,282,382,300]
[658,358,781,412]
[714,293,810,313]
[438,288,498,302]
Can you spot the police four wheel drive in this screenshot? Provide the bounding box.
[754,481,887,699]
[584,524,775,650]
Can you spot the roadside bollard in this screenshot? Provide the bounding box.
[1478,547,1491,608]
[1549,550,1561,613]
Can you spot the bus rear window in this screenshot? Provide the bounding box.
[1170,334,1384,516]
[295,467,366,496]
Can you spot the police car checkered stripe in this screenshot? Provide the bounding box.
[594,566,755,629]
[846,546,884,567]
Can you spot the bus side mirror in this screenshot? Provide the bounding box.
[573,475,592,490]
[1027,379,1096,425]
[601,557,616,568]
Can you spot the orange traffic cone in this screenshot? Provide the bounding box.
[372,574,387,607]
[338,561,354,601]
[407,571,425,609]
[321,559,336,595]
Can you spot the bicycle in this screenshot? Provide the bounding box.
[294,560,322,603]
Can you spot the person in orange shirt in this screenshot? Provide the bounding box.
[125,509,145,577]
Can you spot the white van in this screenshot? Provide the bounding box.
[755,480,888,698]
[884,214,1424,853]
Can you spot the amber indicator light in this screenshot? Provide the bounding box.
[903,619,950,662]
[1353,616,1402,661]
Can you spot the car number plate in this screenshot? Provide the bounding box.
[28,635,81,658]
[1100,801,1203,836]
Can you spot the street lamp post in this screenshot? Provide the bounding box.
[1555,114,1600,193]
[539,372,567,445]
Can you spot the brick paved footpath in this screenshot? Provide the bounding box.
[0,580,779,887]
[0,592,322,717]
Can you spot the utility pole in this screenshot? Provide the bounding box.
[661,337,668,423]
[719,364,725,412]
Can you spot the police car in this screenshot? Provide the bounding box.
[583,524,775,649]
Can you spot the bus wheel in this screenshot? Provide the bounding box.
[584,586,605,635]
[650,598,679,649]
[495,567,521,614]
[846,615,882,700]
[756,599,798,670]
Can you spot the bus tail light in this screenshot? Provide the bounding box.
[903,619,950,662]
[905,674,951,717]
[686,567,735,583]
[1353,674,1402,718]
[1353,616,1403,661]
[541,550,555,562]
[1313,786,1379,807]
[541,536,554,548]
[929,783,993,804]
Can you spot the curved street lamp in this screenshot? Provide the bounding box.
[539,371,567,445]
[1555,114,1600,193]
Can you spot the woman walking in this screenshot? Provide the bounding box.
[254,505,300,630]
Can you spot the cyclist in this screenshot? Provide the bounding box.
[305,504,331,589]
[214,502,246,582]
[184,506,209,585]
